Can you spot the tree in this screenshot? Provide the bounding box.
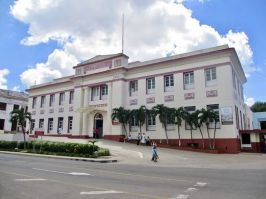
[174,107,184,147]
[130,106,147,133]
[212,110,220,149]
[251,102,266,112]
[153,104,175,144]
[10,107,31,149]
[111,107,131,137]
[193,110,205,149]
[183,110,196,143]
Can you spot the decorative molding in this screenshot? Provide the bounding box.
[31,111,36,115]
[164,95,174,102]
[130,99,138,105]
[184,92,195,100]
[40,110,45,114]
[49,108,54,113]
[69,106,74,111]
[206,90,218,97]
[59,107,64,112]
[146,97,155,104]
[89,103,107,108]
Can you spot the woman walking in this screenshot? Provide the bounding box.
[151,142,159,162]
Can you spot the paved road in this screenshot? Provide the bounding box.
[0,152,265,199]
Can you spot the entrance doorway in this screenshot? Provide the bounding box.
[260,121,266,130]
[94,113,103,138]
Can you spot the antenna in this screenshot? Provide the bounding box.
[122,13,124,54]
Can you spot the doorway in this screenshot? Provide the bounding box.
[94,113,103,138]
[260,121,266,130]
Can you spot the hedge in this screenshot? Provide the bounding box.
[0,140,109,157]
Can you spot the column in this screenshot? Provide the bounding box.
[106,83,113,135]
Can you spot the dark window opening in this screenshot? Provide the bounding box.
[260,121,266,130]
[0,102,7,111]
[241,133,251,144]
[0,119,4,130]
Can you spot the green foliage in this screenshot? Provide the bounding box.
[251,102,266,112]
[111,107,131,136]
[0,141,17,150]
[130,106,147,133]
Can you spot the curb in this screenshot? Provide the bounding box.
[0,151,118,163]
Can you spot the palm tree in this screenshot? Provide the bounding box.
[212,111,220,149]
[10,107,31,149]
[111,107,131,137]
[175,107,184,147]
[183,110,195,143]
[153,104,175,144]
[130,106,146,133]
[193,110,205,149]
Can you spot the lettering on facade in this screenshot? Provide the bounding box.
[69,106,74,111]
[146,97,155,104]
[84,60,112,73]
[89,104,107,108]
[130,99,138,105]
[59,107,64,112]
[40,110,45,114]
[184,92,195,100]
[206,90,218,97]
[164,95,174,102]
[49,109,54,113]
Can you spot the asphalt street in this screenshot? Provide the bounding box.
[0,152,265,199]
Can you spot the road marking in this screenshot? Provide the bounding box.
[32,168,92,176]
[194,182,207,187]
[184,187,198,192]
[175,194,189,199]
[15,178,47,181]
[80,190,124,195]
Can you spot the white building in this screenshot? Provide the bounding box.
[27,45,252,153]
[0,89,28,133]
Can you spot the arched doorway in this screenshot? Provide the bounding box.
[94,113,103,138]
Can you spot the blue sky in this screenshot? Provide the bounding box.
[0,0,265,105]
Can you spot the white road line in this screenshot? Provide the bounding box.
[15,178,47,181]
[32,168,92,176]
[194,182,207,187]
[184,187,198,193]
[80,190,124,195]
[175,194,189,199]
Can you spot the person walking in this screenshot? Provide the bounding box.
[151,142,159,162]
[140,133,146,145]
[137,133,141,145]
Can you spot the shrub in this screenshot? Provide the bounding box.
[0,141,17,150]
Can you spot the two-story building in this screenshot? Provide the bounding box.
[27,45,252,153]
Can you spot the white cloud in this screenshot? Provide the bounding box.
[12,85,21,92]
[0,69,10,89]
[10,0,255,87]
[245,97,255,107]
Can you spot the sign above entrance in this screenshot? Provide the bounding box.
[89,104,107,108]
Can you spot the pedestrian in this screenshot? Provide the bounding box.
[137,133,141,145]
[127,134,132,142]
[146,136,151,146]
[140,133,146,145]
[151,142,159,162]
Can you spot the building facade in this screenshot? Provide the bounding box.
[27,45,252,153]
[0,89,28,133]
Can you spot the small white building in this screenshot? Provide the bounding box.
[27,45,252,153]
[0,89,28,133]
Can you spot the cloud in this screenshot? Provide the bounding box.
[0,69,10,89]
[12,85,21,92]
[10,0,255,87]
[245,97,255,107]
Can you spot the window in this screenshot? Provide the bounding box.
[32,97,37,109]
[101,85,108,100]
[13,104,19,110]
[130,116,138,132]
[40,96,46,108]
[241,134,251,145]
[58,117,64,133]
[184,106,196,130]
[207,104,220,129]
[59,92,65,105]
[48,118,53,133]
[147,114,156,131]
[76,68,81,75]
[91,87,100,101]
[205,67,217,87]
[68,116,73,133]
[49,94,55,107]
[31,119,35,131]
[235,106,239,130]
[164,75,174,92]
[0,102,7,111]
[39,119,44,129]
[184,71,194,90]
[69,91,74,104]
[232,69,236,89]
[129,80,138,96]
[146,78,155,94]
[114,59,122,67]
[0,119,4,130]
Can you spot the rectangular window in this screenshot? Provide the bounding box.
[49,94,55,107]
[147,114,156,131]
[0,102,7,111]
[48,118,53,133]
[130,116,138,132]
[31,119,35,131]
[205,67,217,87]
[129,80,138,96]
[39,119,44,129]
[57,117,64,133]
[184,71,194,90]
[146,78,155,94]
[114,59,121,67]
[59,92,65,105]
[32,97,37,109]
[40,96,46,108]
[91,87,100,101]
[207,104,220,129]
[235,106,239,130]
[68,116,73,133]
[69,91,74,104]
[241,133,251,145]
[232,69,236,89]
[13,104,19,110]
[184,106,196,130]
[164,75,174,92]
[0,119,4,130]
[100,85,108,100]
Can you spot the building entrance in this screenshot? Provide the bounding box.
[94,113,103,138]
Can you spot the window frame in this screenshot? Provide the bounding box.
[146,77,155,94]
[147,114,156,131]
[129,80,138,96]
[205,67,217,87]
[69,91,74,104]
[59,92,65,106]
[164,74,174,92]
[47,118,53,133]
[49,94,55,107]
[183,71,194,90]
[207,104,220,129]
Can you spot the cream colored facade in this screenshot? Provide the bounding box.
[27,45,251,152]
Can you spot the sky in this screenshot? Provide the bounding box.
[0,0,265,106]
